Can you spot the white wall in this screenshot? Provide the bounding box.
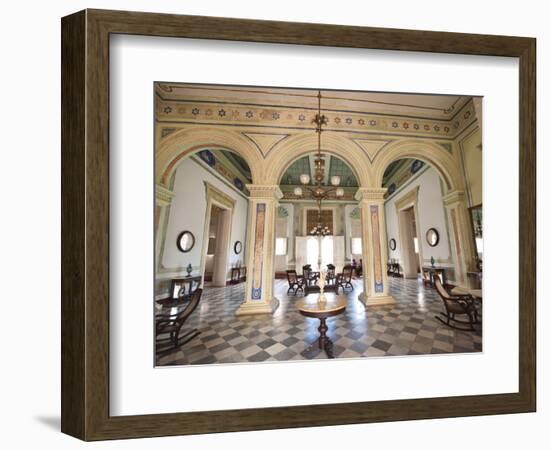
[161,158,248,281]
[385,167,452,269]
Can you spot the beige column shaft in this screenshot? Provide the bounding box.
[356,188,395,306]
[443,190,476,287]
[236,185,282,315]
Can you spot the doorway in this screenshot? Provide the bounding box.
[204,204,232,286]
[398,206,421,278]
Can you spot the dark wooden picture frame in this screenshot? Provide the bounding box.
[61,9,536,441]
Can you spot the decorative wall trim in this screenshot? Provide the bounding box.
[351,138,392,162]
[156,97,476,139]
[355,188,387,202]
[251,203,266,300]
[246,184,283,200]
[241,132,290,158]
[191,157,249,200]
[204,181,236,210]
[370,205,384,293]
[443,190,466,206]
[394,186,420,212]
[384,164,430,201]
[155,184,175,206]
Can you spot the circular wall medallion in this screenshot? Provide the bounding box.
[426,228,440,247]
[234,241,243,254]
[177,231,195,253]
[389,238,397,251]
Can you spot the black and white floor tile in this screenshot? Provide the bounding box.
[155,277,482,366]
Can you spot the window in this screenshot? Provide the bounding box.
[275,237,287,256]
[306,209,333,235]
[351,237,362,255]
[321,236,334,267]
[413,237,419,254]
[306,237,319,266]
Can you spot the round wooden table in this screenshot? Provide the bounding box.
[296,293,347,359]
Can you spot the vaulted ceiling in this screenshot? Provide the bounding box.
[280,154,358,188]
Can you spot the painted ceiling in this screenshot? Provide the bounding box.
[192,148,252,195]
[280,154,358,188]
[382,158,431,198]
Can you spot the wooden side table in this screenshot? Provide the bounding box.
[423,266,448,286]
[230,266,246,284]
[296,293,347,358]
[157,276,202,307]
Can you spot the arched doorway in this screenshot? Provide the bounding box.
[275,150,365,297]
[375,141,476,288]
[155,146,254,305]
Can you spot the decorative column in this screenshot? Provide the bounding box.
[356,188,396,306]
[443,190,477,287]
[236,185,282,315]
[155,184,175,270]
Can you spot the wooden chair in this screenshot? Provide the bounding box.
[302,264,319,286]
[356,259,363,278]
[156,288,203,349]
[304,283,338,295]
[286,270,304,295]
[326,264,337,285]
[433,277,479,331]
[336,265,354,292]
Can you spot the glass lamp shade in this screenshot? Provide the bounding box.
[335,187,345,197]
[299,174,311,185]
[330,175,341,186]
[293,187,303,196]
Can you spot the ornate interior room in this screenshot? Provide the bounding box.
[154,83,483,365]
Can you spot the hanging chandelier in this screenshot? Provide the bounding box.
[293,90,344,236]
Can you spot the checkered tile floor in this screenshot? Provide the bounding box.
[156,277,482,366]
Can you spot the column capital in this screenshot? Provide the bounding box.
[442,190,466,206]
[155,184,175,206]
[355,187,387,202]
[245,184,283,200]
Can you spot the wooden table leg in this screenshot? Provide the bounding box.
[318,318,335,359]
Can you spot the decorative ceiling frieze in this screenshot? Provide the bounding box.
[156,97,477,140]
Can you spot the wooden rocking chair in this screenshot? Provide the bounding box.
[433,277,479,331]
[156,288,203,349]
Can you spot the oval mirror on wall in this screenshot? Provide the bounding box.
[426,228,440,247]
[234,241,243,254]
[176,230,195,253]
[389,238,396,251]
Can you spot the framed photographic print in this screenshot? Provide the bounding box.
[61,9,536,441]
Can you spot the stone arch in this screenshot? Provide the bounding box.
[264,132,373,187]
[372,140,463,190]
[156,126,264,187]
